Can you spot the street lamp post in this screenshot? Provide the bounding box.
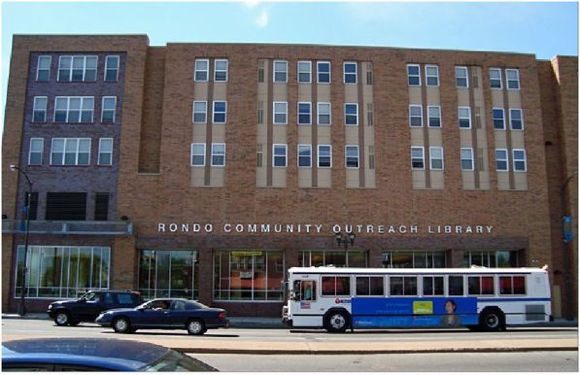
[10,164,32,317]
[335,231,356,267]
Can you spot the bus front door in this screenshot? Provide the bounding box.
[292,280,320,327]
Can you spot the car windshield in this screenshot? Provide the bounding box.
[141,350,216,372]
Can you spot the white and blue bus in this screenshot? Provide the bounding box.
[282,266,551,333]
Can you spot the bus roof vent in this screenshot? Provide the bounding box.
[542,264,549,270]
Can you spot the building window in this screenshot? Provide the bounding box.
[369,145,375,170]
[411,146,425,169]
[101,96,117,123]
[214,59,228,82]
[366,62,374,85]
[15,245,110,298]
[317,61,331,83]
[98,138,113,165]
[460,148,474,171]
[407,64,421,86]
[344,62,357,84]
[94,192,110,221]
[425,65,439,86]
[191,143,206,166]
[430,146,444,170]
[298,144,312,167]
[105,55,120,82]
[58,56,97,82]
[258,60,265,83]
[54,96,94,123]
[390,276,417,296]
[273,60,288,83]
[495,149,509,171]
[50,138,91,166]
[455,66,469,88]
[458,107,472,128]
[318,145,332,168]
[345,145,359,169]
[273,144,288,167]
[464,250,520,268]
[492,108,505,130]
[32,96,48,122]
[213,250,284,301]
[212,101,227,124]
[506,69,520,90]
[28,138,44,165]
[299,250,367,267]
[45,192,87,220]
[489,68,502,89]
[297,61,311,83]
[509,108,524,130]
[512,149,527,172]
[344,103,358,126]
[367,103,374,127]
[409,105,423,127]
[192,101,207,124]
[382,251,446,268]
[194,59,209,82]
[36,55,51,81]
[257,101,264,124]
[139,250,199,300]
[297,102,311,125]
[428,106,441,127]
[211,143,226,166]
[317,102,331,125]
[256,144,263,167]
[273,101,288,125]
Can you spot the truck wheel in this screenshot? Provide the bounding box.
[324,310,350,333]
[479,308,505,331]
[54,311,71,326]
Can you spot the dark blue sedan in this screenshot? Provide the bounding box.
[96,298,228,335]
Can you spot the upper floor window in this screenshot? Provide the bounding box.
[213,101,227,124]
[506,69,520,90]
[193,101,207,124]
[509,108,524,130]
[458,107,471,128]
[460,148,474,171]
[58,56,97,82]
[50,138,91,165]
[98,138,113,165]
[273,101,288,125]
[492,108,505,130]
[425,65,439,86]
[211,143,226,167]
[28,138,44,165]
[345,145,360,169]
[298,144,312,167]
[273,144,288,167]
[317,61,331,83]
[343,62,357,84]
[297,61,312,83]
[191,143,206,166]
[495,149,509,171]
[298,102,311,125]
[54,97,94,123]
[214,59,228,82]
[317,102,331,125]
[411,146,425,169]
[32,96,48,122]
[344,103,358,126]
[430,146,444,170]
[318,145,332,168]
[427,106,441,127]
[409,105,423,127]
[105,55,120,82]
[407,64,421,86]
[512,149,527,172]
[36,56,51,81]
[455,66,468,88]
[101,96,117,123]
[489,68,502,89]
[194,59,209,82]
[273,60,288,83]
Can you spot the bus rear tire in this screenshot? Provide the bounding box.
[324,310,350,333]
[479,308,505,332]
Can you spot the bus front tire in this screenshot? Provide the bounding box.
[323,310,350,333]
[479,308,505,332]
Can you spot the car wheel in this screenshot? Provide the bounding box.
[54,311,71,326]
[187,319,206,335]
[113,317,131,334]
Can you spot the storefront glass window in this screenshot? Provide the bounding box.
[463,250,519,268]
[382,251,446,268]
[138,250,198,300]
[299,250,367,267]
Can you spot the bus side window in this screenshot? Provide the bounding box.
[448,275,464,295]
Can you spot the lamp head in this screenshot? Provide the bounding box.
[348,232,356,244]
[335,232,342,246]
[10,164,17,171]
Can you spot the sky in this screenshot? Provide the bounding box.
[0,1,578,126]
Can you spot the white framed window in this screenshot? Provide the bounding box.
[298,144,312,167]
[297,61,312,83]
[192,101,207,124]
[273,60,288,83]
[36,56,51,81]
[297,102,312,125]
[460,148,474,171]
[489,68,502,89]
[344,62,357,84]
[344,103,358,126]
[495,149,509,171]
[411,146,425,170]
[458,106,471,128]
[428,106,441,127]
[191,143,206,166]
[430,146,444,170]
[105,55,120,82]
[211,143,226,167]
[273,101,288,125]
[194,59,209,82]
[101,96,117,123]
[345,145,360,169]
[28,138,44,165]
[54,96,94,123]
[509,108,524,130]
[425,65,439,86]
[512,149,527,172]
[407,64,421,86]
[492,108,505,130]
[317,102,331,125]
[98,138,113,165]
[58,55,97,82]
[409,105,423,127]
[506,69,520,90]
[273,144,288,167]
[455,66,469,88]
[214,59,228,82]
[50,138,91,166]
[32,96,48,122]
[317,61,331,83]
[212,101,227,124]
[318,145,332,168]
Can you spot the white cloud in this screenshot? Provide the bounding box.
[256,10,269,28]
[243,0,260,8]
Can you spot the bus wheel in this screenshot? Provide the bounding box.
[479,308,505,331]
[324,310,350,333]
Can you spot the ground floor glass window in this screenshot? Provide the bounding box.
[382,251,446,268]
[299,250,367,267]
[138,250,199,300]
[463,250,520,268]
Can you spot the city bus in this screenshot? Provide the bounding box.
[282,266,551,333]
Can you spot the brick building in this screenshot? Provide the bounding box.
[2,35,577,318]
